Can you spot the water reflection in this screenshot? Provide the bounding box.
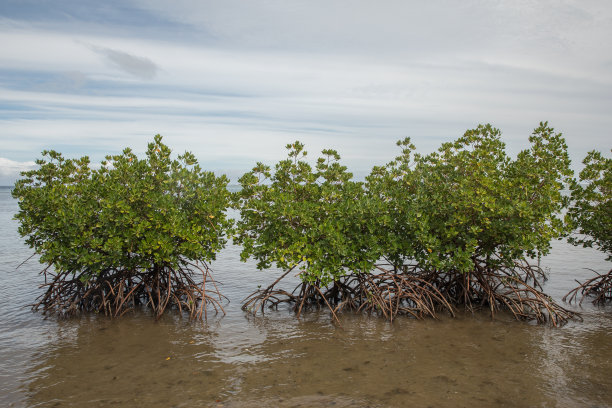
[26,313,229,407]
[26,309,610,407]
[219,312,612,407]
[534,313,612,406]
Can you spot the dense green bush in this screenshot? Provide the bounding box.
[565,149,612,304]
[13,135,231,318]
[233,142,378,285]
[363,122,575,325]
[368,122,573,272]
[234,142,389,319]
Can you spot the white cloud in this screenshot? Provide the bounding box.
[0,158,36,185]
[0,158,36,174]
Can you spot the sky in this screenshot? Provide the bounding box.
[1,0,611,184]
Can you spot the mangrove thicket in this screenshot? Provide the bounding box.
[14,123,606,326]
[12,136,231,319]
[234,122,577,326]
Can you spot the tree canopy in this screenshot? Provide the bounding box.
[368,122,573,273]
[233,141,378,286]
[12,135,231,318]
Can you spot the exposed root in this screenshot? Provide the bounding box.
[339,267,455,321]
[242,266,299,314]
[242,266,456,323]
[417,260,577,326]
[33,261,226,320]
[479,269,576,327]
[564,268,612,305]
[243,260,578,326]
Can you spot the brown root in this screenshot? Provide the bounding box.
[242,266,456,323]
[563,268,612,305]
[243,260,578,326]
[33,261,226,320]
[479,267,576,327]
[421,260,577,327]
[242,266,299,314]
[340,267,456,321]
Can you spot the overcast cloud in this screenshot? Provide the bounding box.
[92,46,159,79]
[0,0,610,185]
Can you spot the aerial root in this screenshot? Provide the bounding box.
[425,261,577,327]
[242,266,298,315]
[33,261,226,320]
[564,268,612,305]
[242,267,457,323]
[243,261,578,326]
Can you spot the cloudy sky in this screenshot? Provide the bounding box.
[1,0,611,184]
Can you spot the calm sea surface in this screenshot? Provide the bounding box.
[1,186,611,407]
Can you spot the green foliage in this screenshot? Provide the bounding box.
[233,142,379,285]
[567,149,612,260]
[12,135,232,282]
[368,122,573,272]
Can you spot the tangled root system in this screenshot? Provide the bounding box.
[243,260,578,326]
[34,261,226,320]
[564,268,612,305]
[431,260,577,326]
[242,266,456,323]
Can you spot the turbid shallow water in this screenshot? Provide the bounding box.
[1,187,611,407]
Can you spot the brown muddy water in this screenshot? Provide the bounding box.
[1,187,611,407]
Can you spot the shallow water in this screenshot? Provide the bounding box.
[1,187,611,407]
